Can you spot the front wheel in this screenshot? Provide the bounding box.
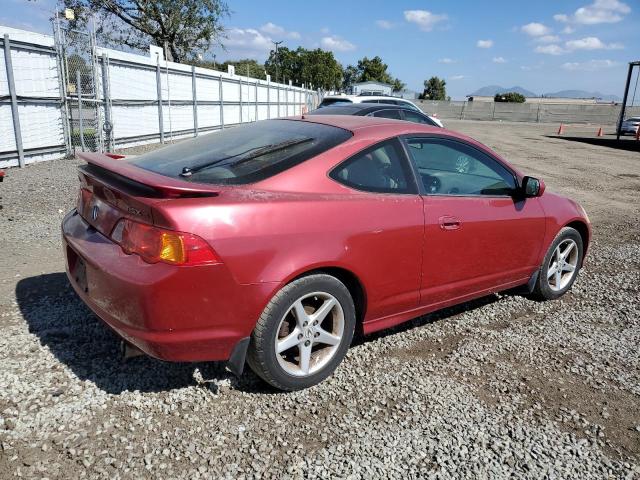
[531,227,583,300]
[246,274,356,391]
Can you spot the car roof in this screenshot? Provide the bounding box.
[322,94,416,104]
[284,114,440,134]
[308,103,420,116]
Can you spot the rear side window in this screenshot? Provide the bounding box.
[373,109,402,120]
[397,101,420,112]
[128,120,352,185]
[402,110,438,126]
[330,139,416,194]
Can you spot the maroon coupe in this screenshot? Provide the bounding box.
[63,116,590,390]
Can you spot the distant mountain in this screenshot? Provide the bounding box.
[470,85,538,97]
[542,90,621,102]
[469,85,621,101]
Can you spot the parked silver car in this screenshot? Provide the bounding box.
[620,116,640,135]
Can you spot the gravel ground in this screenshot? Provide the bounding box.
[0,120,639,479]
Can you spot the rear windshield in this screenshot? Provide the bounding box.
[318,98,353,107]
[128,120,352,185]
[308,105,361,116]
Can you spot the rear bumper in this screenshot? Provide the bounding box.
[62,210,277,362]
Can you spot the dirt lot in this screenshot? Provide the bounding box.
[0,120,639,479]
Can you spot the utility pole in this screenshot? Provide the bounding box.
[272,40,283,84]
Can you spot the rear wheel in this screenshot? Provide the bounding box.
[532,227,583,300]
[246,274,356,391]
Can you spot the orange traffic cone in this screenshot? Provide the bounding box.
[596,127,603,137]
[557,124,565,135]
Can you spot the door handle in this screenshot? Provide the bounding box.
[439,215,461,230]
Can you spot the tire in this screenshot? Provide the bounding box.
[531,227,583,300]
[246,274,356,391]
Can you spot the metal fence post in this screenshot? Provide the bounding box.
[53,23,72,156]
[101,53,114,151]
[239,75,243,123]
[76,70,86,151]
[191,65,198,136]
[219,75,224,130]
[156,58,164,143]
[267,76,271,119]
[3,34,25,167]
[88,26,104,153]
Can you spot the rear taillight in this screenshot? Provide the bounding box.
[110,219,220,266]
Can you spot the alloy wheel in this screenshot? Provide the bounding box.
[274,292,344,377]
[546,239,579,291]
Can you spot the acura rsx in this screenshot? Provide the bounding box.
[62,116,590,390]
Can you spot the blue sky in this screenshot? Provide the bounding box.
[3,0,638,99]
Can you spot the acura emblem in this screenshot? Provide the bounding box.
[91,205,99,221]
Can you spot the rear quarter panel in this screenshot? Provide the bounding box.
[156,125,427,322]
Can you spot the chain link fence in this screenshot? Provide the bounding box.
[60,28,102,153]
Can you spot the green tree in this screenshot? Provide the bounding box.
[494,92,526,103]
[187,58,267,79]
[420,77,447,100]
[391,78,406,93]
[342,65,359,91]
[344,56,405,92]
[63,0,229,63]
[265,46,300,84]
[357,56,392,83]
[221,59,266,79]
[265,47,342,90]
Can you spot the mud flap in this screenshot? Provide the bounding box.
[226,337,250,377]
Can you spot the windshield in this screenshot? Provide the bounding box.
[128,120,352,185]
[319,98,353,107]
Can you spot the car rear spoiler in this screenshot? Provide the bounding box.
[77,152,221,198]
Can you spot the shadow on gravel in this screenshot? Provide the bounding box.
[353,294,501,346]
[547,135,640,152]
[17,273,506,395]
[15,273,269,395]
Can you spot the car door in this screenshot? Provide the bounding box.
[329,138,424,320]
[402,136,546,307]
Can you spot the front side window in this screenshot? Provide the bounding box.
[128,120,352,185]
[330,140,415,194]
[404,137,516,196]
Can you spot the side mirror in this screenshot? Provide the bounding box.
[521,176,545,197]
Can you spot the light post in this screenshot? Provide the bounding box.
[272,40,283,84]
